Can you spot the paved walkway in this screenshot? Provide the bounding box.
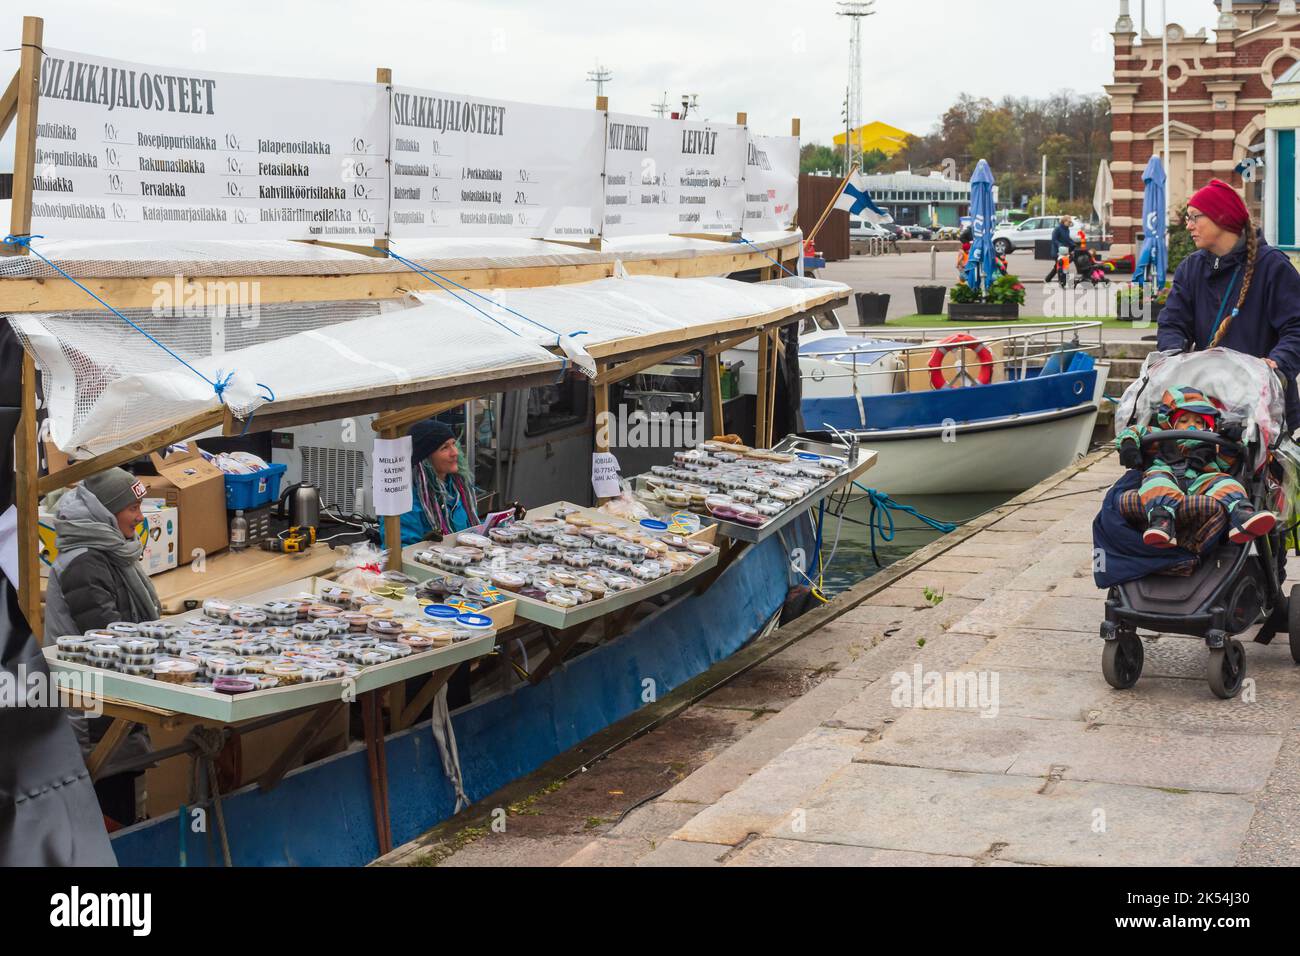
[558,450,1300,867]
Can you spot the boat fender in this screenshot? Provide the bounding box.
[928,334,995,389]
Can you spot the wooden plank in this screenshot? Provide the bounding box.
[754,330,769,448]
[594,342,699,387]
[371,398,466,435]
[765,328,780,447]
[378,424,404,572]
[37,408,226,496]
[806,163,857,246]
[593,380,610,454]
[374,67,393,254]
[16,352,41,633]
[395,664,456,730]
[703,330,760,357]
[1,17,41,259]
[256,701,346,791]
[0,70,18,141]
[87,718,132,781]
[527,618,597,684]
[0,241,804,312]
[705,351,724,437]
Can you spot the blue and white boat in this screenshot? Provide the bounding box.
[730,316,1108,495]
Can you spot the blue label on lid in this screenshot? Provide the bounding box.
[456,613,493,629]
[423,604,459,620]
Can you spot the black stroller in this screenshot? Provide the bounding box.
[1071,246,1109,287]
[1101,351,1299,699]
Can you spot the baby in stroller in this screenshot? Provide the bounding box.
[1116,385,1277,555]
[1071,246,1108,287]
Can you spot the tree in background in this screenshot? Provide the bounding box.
[799,143,890,175]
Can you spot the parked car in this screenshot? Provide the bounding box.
[901,224,933,240]
[992,216,1100,256]
[849,219,894,240]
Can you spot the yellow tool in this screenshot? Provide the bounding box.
[260,526,317,554]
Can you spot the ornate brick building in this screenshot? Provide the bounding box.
[1107,0,1300,254]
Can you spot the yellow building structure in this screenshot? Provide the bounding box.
[833,120,913,157]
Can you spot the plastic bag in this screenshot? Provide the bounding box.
[1114,348,1286,472]
[597,479,652,521]
[333,542,387,591]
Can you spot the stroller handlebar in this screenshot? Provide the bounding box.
[1136,428,1247,458]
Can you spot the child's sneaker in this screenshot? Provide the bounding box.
[1228,506,1277,544]
[1143,511,1177,548]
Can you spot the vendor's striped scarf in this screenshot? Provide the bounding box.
[414,453,479,535]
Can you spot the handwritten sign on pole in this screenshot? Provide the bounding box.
[372,436,413,516]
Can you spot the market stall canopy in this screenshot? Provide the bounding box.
[410,274,851,374]
[5,296,564,457]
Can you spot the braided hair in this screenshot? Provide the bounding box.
[1207,220,1259,348]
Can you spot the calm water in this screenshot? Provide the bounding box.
[813,492,1015,596]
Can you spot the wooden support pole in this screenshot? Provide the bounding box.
[705,353,725,438]
[765,329,780,447]
[378,424,405,572]
[736,112,747,126]
[371,398,465,436]
[375,67,392,255]
[754,332,769,448]
[17,351,41,635]
[791,117,800,137]
[806,162,857,247]
[596,95,608,111]
[2,16,43,258]
[0,70,19,141]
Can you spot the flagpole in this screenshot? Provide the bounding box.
[807,163,860,245]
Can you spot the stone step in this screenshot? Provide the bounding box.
[1101,340,1159,360]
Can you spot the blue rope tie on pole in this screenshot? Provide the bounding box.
[853,482,957,568]
[3,234,274,414]
[377,245,587,382]
[736,235,799,279]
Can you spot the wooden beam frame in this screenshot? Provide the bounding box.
[17,352,41,632]
[0,70,18,141]
[1,17,41,259]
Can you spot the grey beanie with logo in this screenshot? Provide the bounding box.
[82,467,145,515]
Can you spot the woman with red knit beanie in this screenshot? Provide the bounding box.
[1156,178,1300,433]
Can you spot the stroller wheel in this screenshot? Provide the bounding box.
[1207,639,1247,699]
[1102,631,1144,689]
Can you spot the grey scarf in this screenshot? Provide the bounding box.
[55,486,161,621]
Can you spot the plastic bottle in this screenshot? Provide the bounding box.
[230,509,248,552]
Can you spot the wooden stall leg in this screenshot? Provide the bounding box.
[395,664,457,731]
[754,333,769,448]
[257,701,346,792]
[360,691,393,855]
[528,618,598,684]
[87,718,132,781]
[705,354,725,438]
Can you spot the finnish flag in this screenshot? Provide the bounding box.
[833,171,892,224]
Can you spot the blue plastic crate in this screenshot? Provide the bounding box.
[223,463,287,511]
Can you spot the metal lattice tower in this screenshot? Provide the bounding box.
[586,63,613,99]
[836,1,875,170]
[651,91,672,118]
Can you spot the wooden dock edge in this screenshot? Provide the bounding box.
[372,446,1117,866]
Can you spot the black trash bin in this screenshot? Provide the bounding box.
[913,285,946,316]
[855,292,890,325]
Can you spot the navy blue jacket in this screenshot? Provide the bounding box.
[1156,232,1300,430]
[1051,222,1076,252]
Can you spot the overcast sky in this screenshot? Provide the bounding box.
[2,0,1223,171]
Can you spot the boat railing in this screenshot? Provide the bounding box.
[798,320,1105,393]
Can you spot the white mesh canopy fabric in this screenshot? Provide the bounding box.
[7,297,560,456]
[410,274,850,374]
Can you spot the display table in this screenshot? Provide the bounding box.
[151,544,344,614]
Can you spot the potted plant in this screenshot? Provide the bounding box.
[947,273,1024,320]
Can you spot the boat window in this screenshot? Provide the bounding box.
[815,313,839,331]
[801,316,817,334]
[525,375,590,436]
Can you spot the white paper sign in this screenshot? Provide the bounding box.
[603,113,746,237]
[744,134,799,232]
[372,436,414,516]
[591,451,622,499]
[33,48,388,240]
[388,86,604,239]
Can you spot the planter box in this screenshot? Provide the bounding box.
[947,302,1020,321]
[854,291,890,325]
[1115,292,1163,324]
[913,285,947,315]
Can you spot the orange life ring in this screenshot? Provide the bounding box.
[928,333,995,389]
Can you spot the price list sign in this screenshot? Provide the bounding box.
[31,48,388,240]
[603,113,746,238]
[744,134,799,232]
[388,86,604,239]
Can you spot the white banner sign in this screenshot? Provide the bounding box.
[372,436,414,517]
[388,86,604,239]
[744,134,799,232]
[32,48,388,240]
[603,113,746,237]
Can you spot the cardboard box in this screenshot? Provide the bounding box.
[138,502,179,576]
[143,446,229,563]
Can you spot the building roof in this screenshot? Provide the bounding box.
[832,120,913,156]
[859,171,972,197]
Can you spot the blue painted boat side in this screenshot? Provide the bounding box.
[805,368,1097,432]
[109,528,802,867]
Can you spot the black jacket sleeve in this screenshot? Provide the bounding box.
[59,551,125,633]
